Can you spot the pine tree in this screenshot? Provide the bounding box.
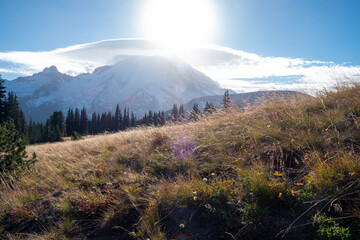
[66,108,75,136]
[0,120,36,173]
[74,108,80,133]
[190,104,202,121]
[159,111,166,126]
[179,104,185,120]
[147,110,153,125]
[222,89,231,109]
[47,111,65,142]
[131,111,136,127]
[80,107,88,135]
[0,76,7,123]
[114,104,121,131]
[5,91,26,134]
[90,112,97,134]
[171,104,179,122]
[204,101,216,114]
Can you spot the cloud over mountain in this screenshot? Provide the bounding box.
[1,39,359,93]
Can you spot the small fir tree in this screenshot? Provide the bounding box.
[0,120,36,173]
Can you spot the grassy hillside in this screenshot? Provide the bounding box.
[1,84,360,239]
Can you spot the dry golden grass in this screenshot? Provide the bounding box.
[1,84,360,239]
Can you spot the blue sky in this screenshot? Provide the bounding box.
[0,0,360,93]
[0,0,359,64]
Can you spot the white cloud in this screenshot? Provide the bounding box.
[1,39,359,93]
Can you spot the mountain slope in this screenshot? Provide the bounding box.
[5,56,224,122]
[1,84,359,239]
[179,90,312,114]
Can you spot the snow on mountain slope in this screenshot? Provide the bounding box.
[5,56,224,122]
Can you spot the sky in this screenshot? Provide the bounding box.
[0,0,359,92]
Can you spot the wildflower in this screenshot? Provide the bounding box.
[267,125,270,128]
[290,190,295,196]
[203,178,208,182]
[291,139,295,144]
[193,191,197,195]
[193,196,198,201]
[179,223,185,228]
[278,192,282,198]
[211,173,215,176]
[274,171,283,177]
[295,182,303,186]
[277,141,280,145]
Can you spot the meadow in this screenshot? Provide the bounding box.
[1,83,360,239]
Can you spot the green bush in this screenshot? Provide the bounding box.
[71,131,83,140]
[313,213,351,240]
[0,121,36,173]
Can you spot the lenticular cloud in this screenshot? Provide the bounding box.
[1,39,359,93]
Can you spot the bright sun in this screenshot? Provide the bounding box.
[141,0,216,49]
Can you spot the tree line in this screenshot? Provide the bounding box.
[2,74,231,145]
[0,76,36,173]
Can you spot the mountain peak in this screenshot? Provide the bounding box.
[42,65,59,73]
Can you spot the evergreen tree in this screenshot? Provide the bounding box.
[5,91,26,134]
[204,101,216,114]
[0,120,36,173]
[47,111,65,142]
[123,108,130,129]
[0,75,6,123]
[179,104,185,120]
[74,108,81,133]
[222,89,231,109]
[171,104,179,122]
[65,108,73,136]
[131,111,136,127]
[159,111,166,126]
[190,104,202,121]
[147,110,153,125]
[90,112,97,134]
[114,104,121,131]
[80,107,88,135]
[106,111,112,131]
[96,113,101,133]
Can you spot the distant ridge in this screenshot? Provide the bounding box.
[179,90,312,113]
[5,56,224,122]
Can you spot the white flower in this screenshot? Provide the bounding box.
[203,178,208,182]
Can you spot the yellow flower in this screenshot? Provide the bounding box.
[277,141,280,145]
[296,182,303,186]
[278,192,282,198]
[290,190,295,196]
[274,171,283,177]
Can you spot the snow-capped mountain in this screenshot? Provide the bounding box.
[5,56,224,122]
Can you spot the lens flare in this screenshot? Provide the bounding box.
[140,0,216,49]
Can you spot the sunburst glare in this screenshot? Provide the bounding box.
[140,0,216,50]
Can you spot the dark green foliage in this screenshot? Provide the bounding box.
[0,121,36,173]
[71,131,83,141]
[179,104,185,120]
[80,107,88,135]
[190,104,202,121]
[171,103,179,122]
[47,111,65,142]
[204,101,216,114]
[0,75,6,123]
[66,108,74,136]
[313,213,351,240]
[5,91,26,135]
[222,89,231,108]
